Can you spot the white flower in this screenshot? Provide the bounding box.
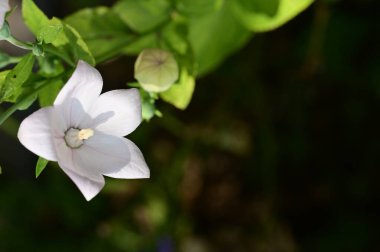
[134,48,179,92]
[18,60,150,201]
[0,0,9,29]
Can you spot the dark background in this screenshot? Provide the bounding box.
[1,0,380,251]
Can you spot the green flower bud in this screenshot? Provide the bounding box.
[134,48,179,93]
[32,43,44,57]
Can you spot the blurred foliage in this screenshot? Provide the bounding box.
[1,0,380,251]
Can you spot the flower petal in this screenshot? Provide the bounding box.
[54,138,104,201]
[82,89,142,136]
[0,0,10,28]
[73,131,131,175]
[54,60,102,127]
[17,107,57,161]
[61,167,105,201]
[103,138,150,179]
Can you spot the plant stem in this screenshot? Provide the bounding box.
[5,36,33,51]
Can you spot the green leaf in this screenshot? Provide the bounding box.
[22,0,49,35]
[37,17,64,44]
[232,0,314,32]
[123,33,157,55]
[62,24,95,65]
[35,157,48,178]
[38,79,63,107]
[161,18,189,55]
[0,52,21,68]
[160,68,195,109]
[0,69,36,109]
[187,1,251,75]
[22,0,94,65]
[17,93,37,110]
[65,7,133,63]
[0,70,10,88]
[176,0,223,16]
[0,75,67,126]
[113,0,172,33]
[0,53,35,103]
[37,56,65,78]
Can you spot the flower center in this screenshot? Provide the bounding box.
[64,128,94,149]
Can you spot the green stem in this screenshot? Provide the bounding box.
[5,36,33,51]
[5,35,75,67]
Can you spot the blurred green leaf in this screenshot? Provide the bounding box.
[16,93,37,110]
[0,53,35,103]
[187,1,251,75]
[65,7,127,37]
[123,33,157,55]
[65,7,134,63]
[160,68,195,109]
[176,0,223,16]
[62,24,95,65]
[37,56,65,78]
[38,78,63,107]
[113,0,172,33]
[161,18,189,55]
[232,0,314,32]
[35,157,48,178]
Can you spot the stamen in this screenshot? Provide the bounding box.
[64,128,94,149]
[78,128,94,140]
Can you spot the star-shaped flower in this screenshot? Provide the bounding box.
[0,0,9,29]
[18,60,150,201]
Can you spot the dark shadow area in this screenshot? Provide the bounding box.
[1,0,380,251]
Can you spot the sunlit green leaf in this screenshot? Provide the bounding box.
[37,17,63,44]
[160,68,195,109]
[113,0,172,33]
[22,0,94,65]
[35,157,48,178]
[232,0,314,32]
[0,53,35,103]
[22,0,49,35]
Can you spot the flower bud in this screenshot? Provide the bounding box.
[32,43,44,57]
[134,48,179,93]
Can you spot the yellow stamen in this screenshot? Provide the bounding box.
[78,128,94,140]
